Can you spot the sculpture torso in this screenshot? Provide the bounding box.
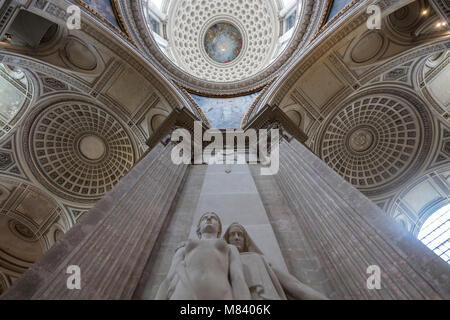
[170,239,233,300]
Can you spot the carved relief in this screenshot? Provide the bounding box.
[0,136,25,179]
[60,37,100,72]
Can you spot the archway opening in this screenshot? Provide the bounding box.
[418,204,450,264]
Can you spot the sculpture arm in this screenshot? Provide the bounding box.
[270,264,328,300]
[228,245,251,300]
[155,244,185,300]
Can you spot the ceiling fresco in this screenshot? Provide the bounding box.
[82,0,119,27]
[327,0,353,22]
[191,92,261,129]
[204,23,243,64]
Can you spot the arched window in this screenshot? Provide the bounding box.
[418,204,450,264]
[0,63,31,138]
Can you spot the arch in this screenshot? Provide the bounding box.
[417,203,450,264]
[0,63,34,141]
[0,175,73,282]
[387,167,450,237]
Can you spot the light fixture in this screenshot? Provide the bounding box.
[421,9,428,15]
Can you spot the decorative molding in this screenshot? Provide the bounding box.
[73,0,134,43]
[243,104,308,144]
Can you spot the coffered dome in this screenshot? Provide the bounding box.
[22,101,137,203]
[141,0,305,88]
[165,0,278,82]
[318,91,433,196]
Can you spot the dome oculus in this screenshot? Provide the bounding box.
[204,23,243,64]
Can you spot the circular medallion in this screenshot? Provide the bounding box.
[346,128,376,153]
[9,220,36,242]
[204,22,243,64]
[78,135,106,161]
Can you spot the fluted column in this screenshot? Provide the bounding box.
[2,133,189,300]
[276,138,450,299]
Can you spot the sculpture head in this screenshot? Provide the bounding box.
[223,222,246,252]
[223,222,263,254]
[196,212,222,239]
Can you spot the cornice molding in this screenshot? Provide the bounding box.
[243,104,308,144]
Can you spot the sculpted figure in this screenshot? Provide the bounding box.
[223,222,328,300]
[156,213,251,300]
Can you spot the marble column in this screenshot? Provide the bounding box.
[1,117,192,300]
[245,105,450,299]
[276,137,450,299]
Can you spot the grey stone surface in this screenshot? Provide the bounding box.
[2,143,188,300]
[274,139,450,299]
[250,165,338,298]
[134,165,208,299]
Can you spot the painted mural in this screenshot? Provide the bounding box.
[192,92,261,129]
[327,0,353,22]
[82,0,119,27]
[204,23,243,63]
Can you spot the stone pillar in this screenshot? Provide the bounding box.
[1,110,197,300]
[245,105,450,299]
[276,136,450,299]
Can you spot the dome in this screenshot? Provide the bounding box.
[143,0,301,83]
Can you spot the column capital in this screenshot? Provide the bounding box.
[243,104,308,144]
[146,107,209,150]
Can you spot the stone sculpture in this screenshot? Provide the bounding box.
[156,212,251,300]
[223,222,328,300]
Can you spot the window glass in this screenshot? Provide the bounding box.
[418,204,450,264]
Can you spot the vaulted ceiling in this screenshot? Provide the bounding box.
[0,0,448,293]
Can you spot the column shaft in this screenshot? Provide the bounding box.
[276,139,449,299]
[2,143,188,300]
